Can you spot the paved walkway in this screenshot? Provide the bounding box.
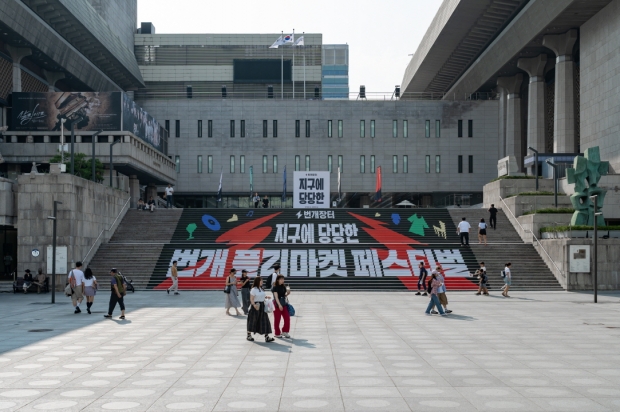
[0,290,619,411]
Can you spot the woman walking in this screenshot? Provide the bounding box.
[425,272,446,316]
[502,262,512,297]
[240,270,251,315]
[225,268,242,316]
[83,268,98,314]
[272,275,291,338]
[247,277,274,342]
[478,218,488,246]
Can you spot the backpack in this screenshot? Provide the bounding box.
[426,278,433,294]
[501,270,506,278]
[114,274,126,296]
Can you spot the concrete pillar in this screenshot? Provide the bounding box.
[146,184,158,202]
[518,54,548,175]
[497,74,524,170]
[129,175,140,208]
[43,70,65,91]
[497,86,507,159]
[6,46,32,93]
[543,29,578,153]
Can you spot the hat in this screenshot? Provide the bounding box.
[25,269,31,273]
[110,268,118,273]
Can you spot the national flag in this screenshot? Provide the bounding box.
[282,34,294,45]
[337,166,342,202]
[249,165,253,199]
[282,165,287,202]
[375,166,382,202]
[294,36,304,46]
[217,169,223,202]
[270,34,293,48]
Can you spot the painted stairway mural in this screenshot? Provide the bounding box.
[147,208,481,291]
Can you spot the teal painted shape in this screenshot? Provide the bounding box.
[407,214,429,236]
[186,222,197,240]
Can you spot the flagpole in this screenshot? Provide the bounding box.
[303,32,306,100]
[281,31,284,100]
[292,29,295,100]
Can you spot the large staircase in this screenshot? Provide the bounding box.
[448,208,563,291]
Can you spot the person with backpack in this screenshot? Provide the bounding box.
[265,264,281,290]
[415,261,428,296]
[502,263,512,297]
[475,262,489,296]
[67,262,85,314]
[425,272,446,316]
[104,268,126,320]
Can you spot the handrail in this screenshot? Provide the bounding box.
[499,196,564,277]
[82,197,131,264]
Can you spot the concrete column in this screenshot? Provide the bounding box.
[43,70,65,91]
[497,74,524,169]
[129,175,140,208]
[543,29,578,153]
[497,86,507,159]
[146,184,158,203]
[6,46,32,93]
[518,55,547,156]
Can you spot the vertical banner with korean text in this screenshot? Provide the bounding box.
[293,171,330,208]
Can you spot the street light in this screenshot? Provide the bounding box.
[60,118,67,164]
[546,159,558,208]
[91,130,102,182]
[528,146,539,191]
[47,200,62,303]
[70,122,75,175]
[590,194,603,303]
[109,138,121,188]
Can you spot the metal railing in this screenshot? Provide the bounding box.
[499,195,564,278]
[82,197,131,265]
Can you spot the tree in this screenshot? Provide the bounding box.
[48,152,105,182]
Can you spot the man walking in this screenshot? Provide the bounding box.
[68,262,85,314]
[167,260,179,295]
[165,184,174,208]
[457,217,471,246]
[488,204,498,229]
[266,264,281,290]
[415,261,428,296]
[105,268,126,319]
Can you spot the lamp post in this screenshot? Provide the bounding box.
[70,122,75,175]
[528,147,539,191]
[47,200,62,303]
[91,130,102,182]
[546,159,558,208]
[60,118,67,164]
[109,138,121,188]
[590,195,603,303]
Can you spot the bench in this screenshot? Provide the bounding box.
[13,277,49,294]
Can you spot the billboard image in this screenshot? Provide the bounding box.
[12,92,121,131]
[122,93,165,153]
[233,59,291,83]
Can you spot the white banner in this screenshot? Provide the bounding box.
[293,171,330,209]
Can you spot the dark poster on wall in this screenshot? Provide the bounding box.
[122,92,165,152]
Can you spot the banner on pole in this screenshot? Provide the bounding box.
[293,171,330,208]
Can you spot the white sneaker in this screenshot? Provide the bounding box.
[282,332,290,338]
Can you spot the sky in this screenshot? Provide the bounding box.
[137,0,443,95]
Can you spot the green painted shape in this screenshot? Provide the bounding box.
[186,222,198,240]
[568,146,609,226]
[407,214,429,236]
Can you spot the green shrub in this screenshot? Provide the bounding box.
[490,175,535,182]
[540,225,620,233]
[523,208,575,215]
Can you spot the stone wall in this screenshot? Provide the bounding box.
[16,173,129,284]
[0,178,16,226]
[483,178,555,209]
[517,213,573,243]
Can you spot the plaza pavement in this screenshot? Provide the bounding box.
[0,290,619,411]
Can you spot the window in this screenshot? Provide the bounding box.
[240,155,245,173]
[392,120,398,138]
[305,155,310,171]
[175,120,180,137]
[328,120,333,138]
[197,155,202,173]
[338,120,343,138]
[370,120,375,138]
[435,155,441,173]
[295,120,300,138]
[328,155,333,173]
[403,155,408,173]
[360,120,365,138]
[338,155,343,173]
[208,155,213,173]
[468,155,473,173]
[370,155,375,173]
[165,120,170,133]
[230,156,235,173]
[458,155,463,173]
[263,155,268,173]
[305,120,310,137]
[208,120,213,137]
[425,120,430,138]
[392,155,398,173]
[198,120,202,137]
[273,120,278,137]
[241,120,245,137]
[360,155,365,173]
[295,155,300,171]
[458,120,463,138]
[435,120,441,138]
[263,120,268,137]
[230,120,235,138]
[273,156,278,174]
[403,120,408,138]
[175,155,180,172]
[425,155,430,173]
[468,120,473,137]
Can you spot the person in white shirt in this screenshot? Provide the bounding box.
[83,268,98,314]
[478,218,488,246]
[165,184,174,208]
[253,193,260,208]
[246,277,274,342]
[502,263,512,297]
[266,264,282,290]
[457,217,471,246]
[68,262,85,314]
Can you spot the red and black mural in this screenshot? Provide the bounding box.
[148,209,480,290]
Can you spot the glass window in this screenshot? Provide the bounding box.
[338,155,343,173]
[360,155,365,173]
[435,120,440,138]
[370,155,375,173]
[458,155,463,173]
[208,120,213,137]
[263,155,268,173]
[328,120,332,138]
[425,155,430,173]
[468,155,473,173]
[295,120,300,138]
[273,156,278,174]
[230,120,235,138]
[403,155,408,173]
[241,120,245,137]
[403,120,408,138]
[305,120,310,137]
[360,120,365,138]
[175,120,180,138]
[328,155,333,173]
[198,120,202,137]
[263,120,268,137]
[240,155,245,173]
[273,120,278,137]
[208,155,213,173]
[175,155,180,172]
[370,120,375,138]
[165,120,170,133]
[435,155,441,173]
[393,120,398,138]
[305,155,310,171]
[392,155,398,173]
[295,155,300,171]
[425,120,430,138]
[197,155,202,173]
[458,120,463,138]
[338,120,343,138]
[230,156,235,173]
[468,119,473,137]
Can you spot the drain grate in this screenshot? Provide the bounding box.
[28,329,54,332]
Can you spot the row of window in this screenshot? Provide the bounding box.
[165,119,476,138]
[174,155,474,175]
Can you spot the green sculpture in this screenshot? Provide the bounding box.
[566,147,609,226]
[186,223,197,240]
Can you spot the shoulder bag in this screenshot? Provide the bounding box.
[65,270,74,296]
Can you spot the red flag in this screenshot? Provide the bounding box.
[375,166,382,202]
